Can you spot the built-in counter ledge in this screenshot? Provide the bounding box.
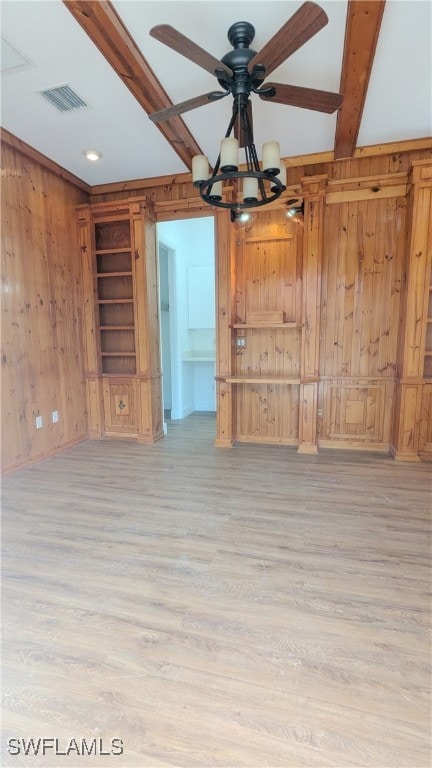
[182,351,216,362]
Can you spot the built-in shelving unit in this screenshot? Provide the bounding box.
[214,211,306,446]
[230,315,302,389]
[95,220,136,376]
[78,198,162,443]
[215,197,324,450]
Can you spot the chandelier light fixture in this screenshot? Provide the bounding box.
[189,21,288,221]
[192,89,287,220]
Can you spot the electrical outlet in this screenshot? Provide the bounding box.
[317,407,323,417]
[235,337,246,348]
[35,415,43,429]
[52,410,59,423]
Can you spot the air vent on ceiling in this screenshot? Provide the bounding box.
[38,84,89,113]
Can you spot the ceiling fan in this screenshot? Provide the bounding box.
[148,0,343,138]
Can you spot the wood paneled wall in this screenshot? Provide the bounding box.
[2,135,431,471]
[1,144,89,473]
[318,195,406,449]
[90,142,431,457]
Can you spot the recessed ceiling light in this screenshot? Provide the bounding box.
[83,149,102,162]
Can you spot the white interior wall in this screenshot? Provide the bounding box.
[158,245,172,410]
[157,216,215,419]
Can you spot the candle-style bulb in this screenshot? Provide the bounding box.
[262,141,280,175]
[192,155,209,185]
[220,138,238,172]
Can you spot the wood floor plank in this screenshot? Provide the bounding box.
[1,414,431,767]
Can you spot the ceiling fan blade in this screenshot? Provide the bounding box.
[149,92,227,123]
[248,2,328,77]
[260,82,343,114]
[233,101,253,148]
[150,25,232,77]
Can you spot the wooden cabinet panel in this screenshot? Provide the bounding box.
[320,196,405,379]
[137,378,163,443]
[235,383,299,444]
[319,379,394,449]
[100,377,163,442]
[419,383,432,456]
[102,379,137,434]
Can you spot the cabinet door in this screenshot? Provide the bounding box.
[102,378,138,436]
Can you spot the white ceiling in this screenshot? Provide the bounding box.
[1,0,431,186]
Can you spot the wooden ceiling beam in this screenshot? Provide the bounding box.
[334,0,386,159]
[63,0,203,170]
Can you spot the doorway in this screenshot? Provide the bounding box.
[157,216,216,427]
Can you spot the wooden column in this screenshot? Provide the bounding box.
[132,200,164,443]
[298,175,327,453]
[77,206,104,437]
[215,208,235,446]
[391,160,432,461]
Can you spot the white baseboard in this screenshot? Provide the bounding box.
[171,403,194,420]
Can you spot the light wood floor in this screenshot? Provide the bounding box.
[2,414,431,767]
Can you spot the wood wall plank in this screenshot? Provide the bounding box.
[320,196,405,380]
[1,145,89,472]
[298,175,326,452]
